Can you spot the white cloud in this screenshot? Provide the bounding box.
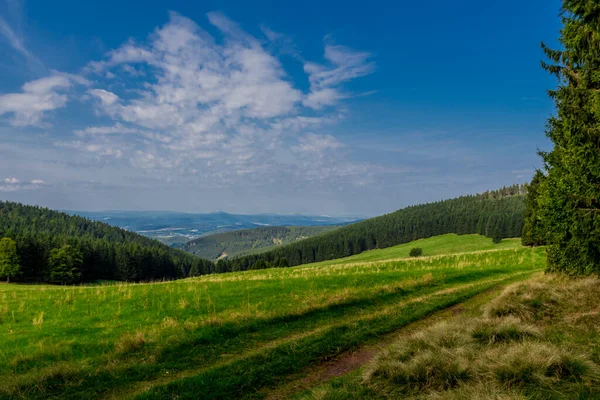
[0,73,85,126]
[56,140,124,159]
[75,123,139,136]
[302,88,344,110]
[88,89,119,106]
[0,177,46,192]
[63,12,380,190]
[293,133,344,154]
[303,42,375,109]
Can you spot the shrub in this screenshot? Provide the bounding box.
[409,247,423,257]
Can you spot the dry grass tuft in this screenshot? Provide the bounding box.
[471,317,539,345]
[162,316,179,328]
[358,275,600,399]
[368,347,473,391]
[484,280,561,321]
[424,382,527,400]
[114,331,146,355]
[32,311,44,327]
[178,298,189,309]
[487,342,597,388]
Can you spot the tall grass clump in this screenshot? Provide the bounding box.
[303,274,600,400]
[114,331,146,355]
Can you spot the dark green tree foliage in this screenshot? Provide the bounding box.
[409,247,423,257]
[219,186,526,271]
[0,237,20,283]
[48,245,83,285]
[538,0,600,274]
[0,202,214,283]
[492,231,502,244]
[522,171,546,246]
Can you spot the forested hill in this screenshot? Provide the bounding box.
[0,202,213,283]
[218,185,527,271]
[182,225,340,260]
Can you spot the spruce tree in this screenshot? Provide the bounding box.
[0,238,20,283]
[522,170,546,247]
[48,245,83,285]
[538,0,600,274]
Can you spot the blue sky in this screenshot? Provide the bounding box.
[0,0,562,216]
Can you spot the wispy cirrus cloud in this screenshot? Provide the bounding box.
[303,40,375,109]
[0,0,44,71]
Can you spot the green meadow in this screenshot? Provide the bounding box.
[0,235,544,399]
[304,234,522,267]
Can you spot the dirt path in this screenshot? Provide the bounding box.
[261,275,530,400]
[107,271,533,399]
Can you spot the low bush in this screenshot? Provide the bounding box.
[409,247,423,257]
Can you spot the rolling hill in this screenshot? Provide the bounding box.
[0,201,213,283]
[181,225,341,260]
[218,185,527,271]
[1,186,526,282]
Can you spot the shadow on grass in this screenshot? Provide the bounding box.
[4,268,531,400]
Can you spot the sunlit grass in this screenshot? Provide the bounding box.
[303,234,522,268]
[0,235,543,399]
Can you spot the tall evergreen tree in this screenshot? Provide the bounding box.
[0,238,20,283]
[48,245,83,285]
[538,0,600,274]
[522,170,546,246]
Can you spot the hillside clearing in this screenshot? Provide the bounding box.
[304,234,522,268]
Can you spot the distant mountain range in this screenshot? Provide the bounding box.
[68,210,362,246]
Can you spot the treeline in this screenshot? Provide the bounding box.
[521,1,600,275]
[0,185,526,283]
[0,202,213,283]
[182,225,340,260]
[216,186,526,272]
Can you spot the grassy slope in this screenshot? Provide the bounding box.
[182,225,340,260]
[297,273,600,399]
[305,234,522,267]
[0,235,543,400]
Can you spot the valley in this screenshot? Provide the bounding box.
[182,225,340,260]
[70,211,358,247]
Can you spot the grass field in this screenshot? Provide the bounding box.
[0,235,544,399]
